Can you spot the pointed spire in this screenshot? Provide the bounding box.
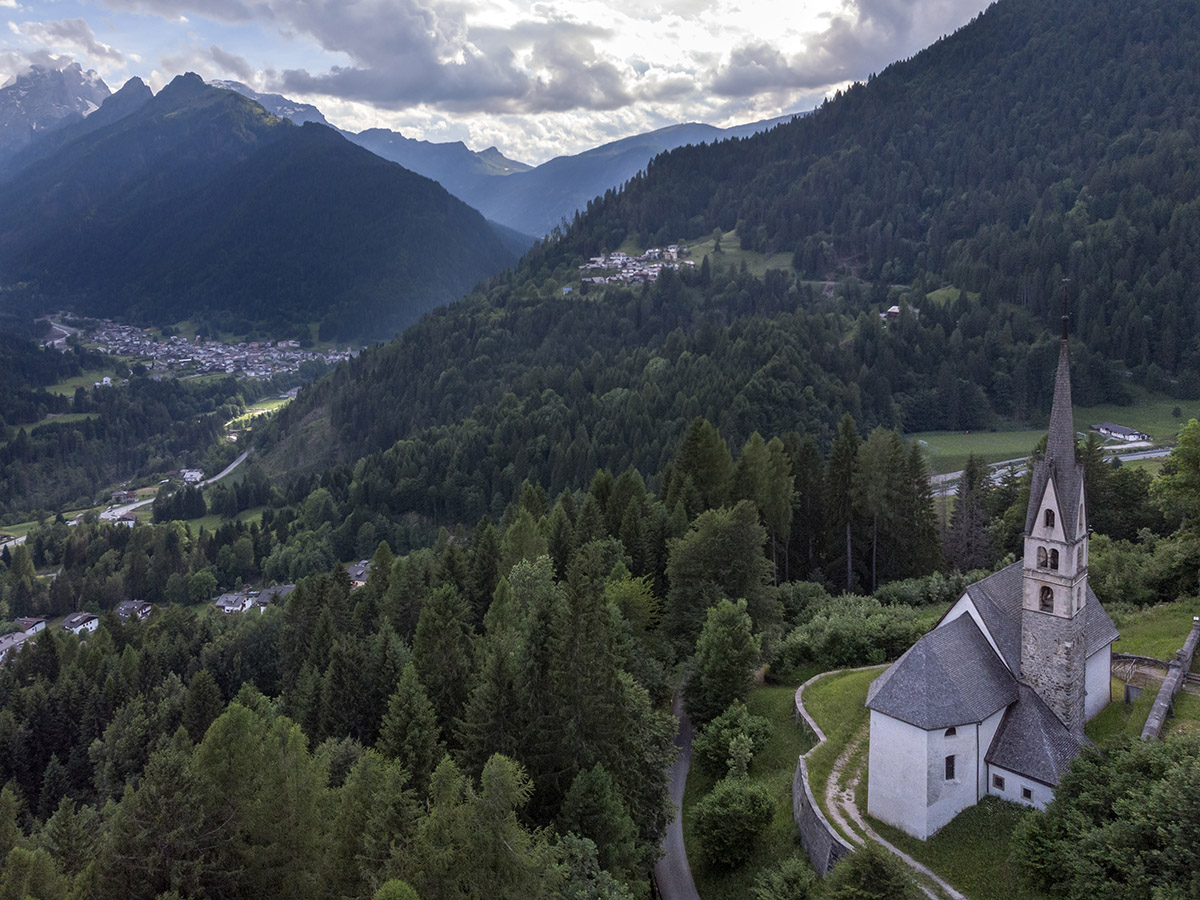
[1025,321,1083,538]
[1045,327,1076,471]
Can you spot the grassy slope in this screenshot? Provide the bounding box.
[1110,597,1200,662]
[682,685,815,900]
[800,667,880,830]
[868,801,1037,900]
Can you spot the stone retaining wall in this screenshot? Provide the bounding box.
[1141,617,1200,741]
[793,755,853,875]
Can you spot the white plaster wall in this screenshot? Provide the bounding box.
[925,719,979,837]
[986,765,1054,810]
[1085,645,1112,720]
[975,707,1006,798]
[868,711,930,839]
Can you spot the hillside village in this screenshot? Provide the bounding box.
[78,320,356,378]
[578,245,695,285]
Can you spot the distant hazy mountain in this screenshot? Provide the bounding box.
[465,116,799,238]
[0,74,518,340]
[208,78,796,239]
[348,128,531,195]
[209,80,330,126]
[0,63,110,167]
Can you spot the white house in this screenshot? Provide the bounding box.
[62,613,99,635]
[15,617,45,635]
[866,321,1119,840]
[215,592,254,614]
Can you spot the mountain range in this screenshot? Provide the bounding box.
[0,74,517,340]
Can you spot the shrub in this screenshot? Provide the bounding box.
[693,778,775,869]
[752,857,816,900]
[692,700,773,779]
[824,842,920,900]
[771,595,924,677]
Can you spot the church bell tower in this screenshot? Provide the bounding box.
[1020,316,1089,736]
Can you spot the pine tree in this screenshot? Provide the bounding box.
[412,585,476,734]
[378,663,444,795]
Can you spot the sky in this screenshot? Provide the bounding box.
[0,0,993,164]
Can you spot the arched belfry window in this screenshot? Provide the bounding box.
[1040,586,1054,612]
[1037,547,1048,568]
[1049,549,1059,570]
[1044,509,1055,528]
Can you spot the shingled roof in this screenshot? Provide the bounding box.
[964,561,1120,674]
[986,684,1090,786]
[866,614,1018,730]
[1025,333,1084,540]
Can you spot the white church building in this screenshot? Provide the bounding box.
[865,320,1119,840]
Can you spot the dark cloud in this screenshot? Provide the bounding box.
[273,1,632,113]
[20,18,126,64]
[208,44,255,81]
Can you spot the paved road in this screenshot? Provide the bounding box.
[654,694,700,900]
[97,450,252,521]
[201,449,252,486]
[39,319,79,349]
[931,447,1169,497]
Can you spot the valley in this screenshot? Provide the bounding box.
[0,0,1199,898]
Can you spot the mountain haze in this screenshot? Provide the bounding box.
[0,74,517,339]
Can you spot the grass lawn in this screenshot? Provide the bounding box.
[1110,598,1200,661]
[924,287,980,306]
[227,397,290,430]
[1167,692,1200,738]
[44,369,122,396]
[31,412,99,430]
[914,388,1187,475]
[180,506,267,533]
[800,667,881,831]
[914,430,1045,475]
[682,685,815,900]
[1085,676,1156,744]
[868,799,1037,900]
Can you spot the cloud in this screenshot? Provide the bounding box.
[16,18,126,65]
[710,0,978,96]
[159,43,255,81]
[208,44,254,81]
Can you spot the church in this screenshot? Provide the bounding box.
[865,320,1120,840]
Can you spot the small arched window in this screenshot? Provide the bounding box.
[1077,545,1085,569]
[944,727,957,738]
[1049,549,1059,570]
[1040,586,1054,612]
[1044,509,1055,528]
[1037,547,1048,568]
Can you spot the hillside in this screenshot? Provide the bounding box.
[556,0,1200,385]
[0,75,518,339]
[258,0,1197,520]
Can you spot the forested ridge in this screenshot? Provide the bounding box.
[561,0,1200,383]
[260,0,1200,530]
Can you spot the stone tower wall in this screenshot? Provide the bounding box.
[1020,607,1086,735]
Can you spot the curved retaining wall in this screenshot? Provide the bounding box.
[792,674,859,876]
[793,755,853,876]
